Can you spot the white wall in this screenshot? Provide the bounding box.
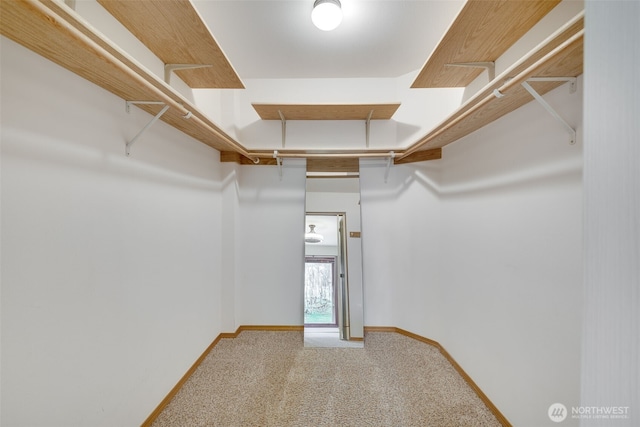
[581,2,639,426]
[233,76,463,151]
[360,78,583,427]
[439,80,583,427]
[220,162,241,332]
[1,38,224,427]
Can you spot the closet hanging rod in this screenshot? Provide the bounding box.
[25,0,258,163]
[253,151,399,159]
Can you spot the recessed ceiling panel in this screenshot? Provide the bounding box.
[193,0,465,79]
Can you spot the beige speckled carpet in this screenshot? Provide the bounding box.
[151,331,502,427]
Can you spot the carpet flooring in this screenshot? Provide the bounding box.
[304,327,364,348]
[151,331,502,427]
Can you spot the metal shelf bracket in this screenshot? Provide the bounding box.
[521,79,577,145]
[446,61,495,82]
[365,109,374,148]
[125,101,170,156]
[278,110,286,148]
[164,63,212,85]
[527,77,577,94]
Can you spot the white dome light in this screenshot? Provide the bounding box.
[311,0,343,31]
[305,224,324,243]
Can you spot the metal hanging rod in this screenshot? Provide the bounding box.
[270,150,396,181]
[258,151,399,159]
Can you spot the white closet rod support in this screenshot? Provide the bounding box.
[521,80,576,145]
[527,76,577,93]
[125,100,165,113]
[273,150,282,179]
[126,103,170,156]
[384,151,395,183]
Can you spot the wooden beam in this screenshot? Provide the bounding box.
[307,158,360,173]
[394,148,442,164]
[220,151,277,165]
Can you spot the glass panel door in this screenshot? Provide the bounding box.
[304,257,337,326]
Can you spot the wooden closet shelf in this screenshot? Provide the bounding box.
[411,0,562,88]
[402,12,584,158]
[97,0,244,89]
[0,0,252,158]
[1,0,583,166]
[252,104,401,121]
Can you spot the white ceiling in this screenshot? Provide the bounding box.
[194,0,465,79]
[306,214,339,247]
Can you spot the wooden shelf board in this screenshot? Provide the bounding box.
[97,0,244,89]
[394,149,442,164]
[411,0,562,88]
[1,1,582,166]
[0,0,245,154]
[307,158,359,173]
[408,15,583,153]
[252,104,401,121]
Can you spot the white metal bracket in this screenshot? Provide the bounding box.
[384,151,395,183]
[273,150,282,180]
[365,109,374,148]
[521,78,577,145]
[527,77,577,94]
[278,110,286,148]
[446,61,495,82]
[164,64,212,85]
[125,101,170,156]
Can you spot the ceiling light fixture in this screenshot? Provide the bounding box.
[311,0,343,31]
[305,224,324,243]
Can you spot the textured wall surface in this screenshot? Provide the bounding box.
[581,2,640,426]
